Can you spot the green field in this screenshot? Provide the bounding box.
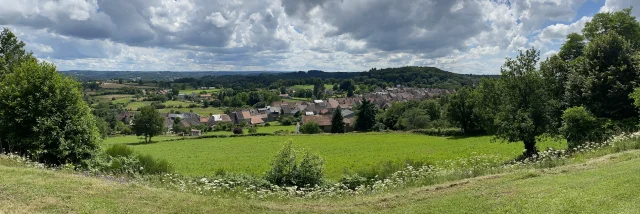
[157,107,224,115]
[124,101,152,110]
[1,150,638,213]
[289,84,334,91]
[105,133,565,180]
[180,88,221,94]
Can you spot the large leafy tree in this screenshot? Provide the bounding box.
[331,107,345,133]
[0,60,101,165]
[580,32,640,120]
[133,106,165,143]
[582,7,640,48]
[558,33,585,61]
[446,86,483,134]
[494,48,555,157]
[355,97,377,131]
[0,28,33,75]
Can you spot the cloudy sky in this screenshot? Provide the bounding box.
[0,0,637,74]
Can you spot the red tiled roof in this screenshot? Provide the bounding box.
[303,115,332,126]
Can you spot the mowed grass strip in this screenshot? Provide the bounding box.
[1,150,639,213]
[115,133,565,180]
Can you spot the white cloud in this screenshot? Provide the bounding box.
[0,0,607,74]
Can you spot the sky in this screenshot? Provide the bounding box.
[0,0,638,74]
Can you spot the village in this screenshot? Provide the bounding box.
[121,87,455,136]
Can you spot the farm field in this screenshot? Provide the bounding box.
[101,83,156,89]
[124,101,152,110]
[106,133,566,180]
[157,107,224,115]
[180,89,221,94]
[289,84,334,91]
[94,94,135,102]
[1,150,639,213]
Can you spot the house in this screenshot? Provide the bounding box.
[117,112,135,125]
[200,94,212,99]
[249,116,265,125]
[303,115,332,132]
[207,114,232,127]
[303,115,355,133]
[341,109,355,118]
[199,117,210,124]
[178,94,186,99]
[191,129,202,136]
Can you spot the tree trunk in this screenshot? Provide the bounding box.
[523,138,539,158]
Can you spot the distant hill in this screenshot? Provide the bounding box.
[187,66,496,90]
[60,67,497,90]
[59,70,290,81]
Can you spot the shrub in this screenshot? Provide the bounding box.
[105,144,135,157]
[232,126,244,135]
[274,130,292,135]
[0,60,101,167]
[101,144,172,175]
[136,154,173,174]
[248,126,258,134]
[560,106,606,148]
[214,122,233,132]
[279,116,296,126]
[264,122,271,127]
[265,142,325,187]
[372,123,387,132]
[300,122,322,134]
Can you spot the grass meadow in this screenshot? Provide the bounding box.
[104,133,566,180]
[2,150,638,213]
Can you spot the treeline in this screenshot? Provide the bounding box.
[172,66,489,91]
[442,8,640,156]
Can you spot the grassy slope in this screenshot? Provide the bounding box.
[1,151,639,213]
[105,133,565,180]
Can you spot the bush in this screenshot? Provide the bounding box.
[233,126,244,135]
[264,122,271,127]
[561,106,606,148]
[105,144,135,157]
[101,144,173,175]
[300,122,322,134]
[248,126,258,134]
[372,122,387,132]
[279,116,296,126]
[274,130,292,135]
[214,122,233,132]
[264,142,325,187]
[0,60,101,167]
[136,154,174,174]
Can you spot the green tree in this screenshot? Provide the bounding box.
[132,106,165,143]
[582,7,640,48]
[398,108,430,130]
[540,54,569,129]
[0,60,100,165]
[355,97,377,131]
[172,117,187,135]
[331,108,345,133]
[313,82,326,99]
[420,100,441,121]
[560,106,604,149]
[494,48,555,157]
[95,117,111,139]
[446,87,483,134]
[300,122,322,134]
[0,28,33,75]
[474,78,500,133]
[558,33,585,61]
[580,32,640,120]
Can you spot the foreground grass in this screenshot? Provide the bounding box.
[106,133,565,180]
[1,150,639,213]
